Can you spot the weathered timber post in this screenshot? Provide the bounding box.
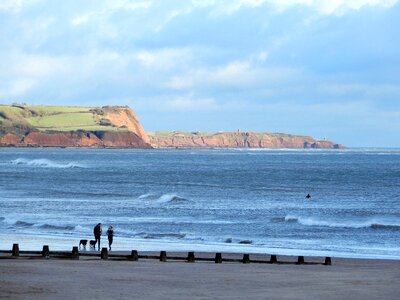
[160,251,167,262]
[242,254,250,264]
[130,250,138,261]
[324,257,332,265]
[42,245,50,258]
[101,248,108,260]
[297,256,304,264]
[270,255,277,264]
[72,246,79,260]
[215,253,222,263]
[12,244,19,257]
[187,252,195,263]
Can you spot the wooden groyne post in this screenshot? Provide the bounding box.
[215,253,222,263]
[72,246,79,259]
[297,256,304,265]
[42,245,49,258]
[187,252,195,263]
[270,255,277,264]
[242,254,250,264]
[101,248,108,260]
[324,257,332,265]
[130,250,138,261]
[160,251,167,262]
[12,244,19,257]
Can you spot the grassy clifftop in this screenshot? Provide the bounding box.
[0,104,129,133]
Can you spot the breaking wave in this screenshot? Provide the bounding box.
[11,158,85,169]
[137,193,189,204]
[283,215,400,230]
[9,220,76,231]
[39,224,76,231]
[143,233,186,239]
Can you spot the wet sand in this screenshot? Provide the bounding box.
[0,253,399,299]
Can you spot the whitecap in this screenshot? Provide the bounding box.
[283,215,400,230]
[10,158,85,169]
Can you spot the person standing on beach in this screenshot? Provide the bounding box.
[93,223,102,251]
[107,225,114,251]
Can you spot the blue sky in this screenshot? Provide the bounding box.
[1,0,399,147]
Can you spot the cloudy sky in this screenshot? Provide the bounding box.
[1,0,399,147]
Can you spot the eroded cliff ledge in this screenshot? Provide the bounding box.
[148,131,344,149]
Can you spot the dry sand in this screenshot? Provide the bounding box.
[0,253,399,300]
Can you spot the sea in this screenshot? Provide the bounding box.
[0,148,399,259]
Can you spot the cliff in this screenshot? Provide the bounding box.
[148,131,344,149]
[0,105,151,148]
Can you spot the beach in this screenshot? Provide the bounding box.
[1,253,399,299]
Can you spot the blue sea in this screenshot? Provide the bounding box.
[1,148,399,259]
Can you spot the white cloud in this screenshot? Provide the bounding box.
[204,0,398,16]
[166,96,218,111]
[154,7,192,32]
[0,79,36,98]
[0,0,23,12]
[166,58,301,90]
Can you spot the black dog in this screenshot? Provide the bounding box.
[89,240,97,249]
[79,239,88,250]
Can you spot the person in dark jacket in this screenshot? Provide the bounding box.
[93,223,102,251]
[107,225,114,251]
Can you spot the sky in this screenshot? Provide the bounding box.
[0,0,399,147]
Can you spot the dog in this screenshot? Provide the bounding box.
[79,239,88,250]
[89,240,97,250]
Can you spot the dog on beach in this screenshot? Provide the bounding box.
[79,239,88,250]
[89,240,96,249]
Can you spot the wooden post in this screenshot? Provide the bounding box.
[324,257,332,265]
[130,250,138,261]
[42,245,49,258]
[12,244,19,257]
[270,255,277,264]
[297,256,304,264]
[215,253,222,263]
[160,251,167,262]
[242,254,250,264]
[187,252,195,263]
[72,246,79,260]
[101,248,108,260]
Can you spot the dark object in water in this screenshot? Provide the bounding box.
[306,194,311,199]
[239,240,253,244]
[224,238,232,243]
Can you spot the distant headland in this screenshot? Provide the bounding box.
[0,104,343,149]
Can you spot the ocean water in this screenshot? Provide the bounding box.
[0,148,399,259]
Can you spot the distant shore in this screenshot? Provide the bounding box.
[1,254,399,299]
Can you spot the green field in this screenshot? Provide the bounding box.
[0,105,123,132]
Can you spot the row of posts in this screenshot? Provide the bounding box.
[10,244,332,265]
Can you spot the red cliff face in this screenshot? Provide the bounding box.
[0,131,151,148]
[148,132,344,149]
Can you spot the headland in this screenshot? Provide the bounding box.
[0,104,343,149]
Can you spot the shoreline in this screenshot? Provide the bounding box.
[1,233,399,261]
[1,254,399,299]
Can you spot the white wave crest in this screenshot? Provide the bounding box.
[284,215,400,230]
[11,158,85,169]
[137,193,189,204]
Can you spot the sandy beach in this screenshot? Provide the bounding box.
[1,253,399,300]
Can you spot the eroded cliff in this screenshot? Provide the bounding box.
[148,131,344,149]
